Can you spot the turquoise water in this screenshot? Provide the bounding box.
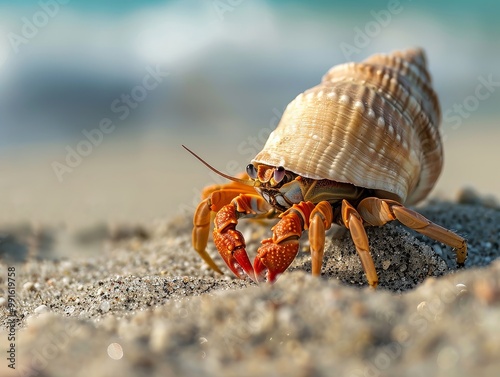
[0,0,498,147]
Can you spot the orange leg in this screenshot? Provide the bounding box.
[309,201,334,276]
[200,172,257,199]
[357,197,467,267]
[254,201,334,283]
[341,200,379,288]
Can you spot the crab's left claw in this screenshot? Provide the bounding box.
[253,201,333,283]
[253,207,306,282]
[254,238,300,283]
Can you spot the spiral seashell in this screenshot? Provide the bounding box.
[252,48,442,205]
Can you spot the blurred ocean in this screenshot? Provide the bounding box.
[0,0,498,231]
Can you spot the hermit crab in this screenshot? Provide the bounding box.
[185,47,467,288]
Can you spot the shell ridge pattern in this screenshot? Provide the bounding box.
[252,48,442,204]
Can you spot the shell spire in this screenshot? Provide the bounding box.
[252,48,442,204]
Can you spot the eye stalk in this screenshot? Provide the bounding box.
[246,164,258,179]
[274,166,286,183]
[244,163,286,186]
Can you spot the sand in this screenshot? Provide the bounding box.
[1,190,499,377]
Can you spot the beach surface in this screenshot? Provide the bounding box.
[1,191,499,376]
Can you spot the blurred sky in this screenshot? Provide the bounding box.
[0,0,499,229]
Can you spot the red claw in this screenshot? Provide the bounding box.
[213,227,256,282]
[212,200,308,284]
[254,208,304,283]
[254,238,300,283]
[225,246,255,282]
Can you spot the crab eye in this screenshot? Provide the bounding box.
[246,164,257,179]
[274,166,286,183]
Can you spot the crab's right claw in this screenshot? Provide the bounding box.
[213,205,256,282]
